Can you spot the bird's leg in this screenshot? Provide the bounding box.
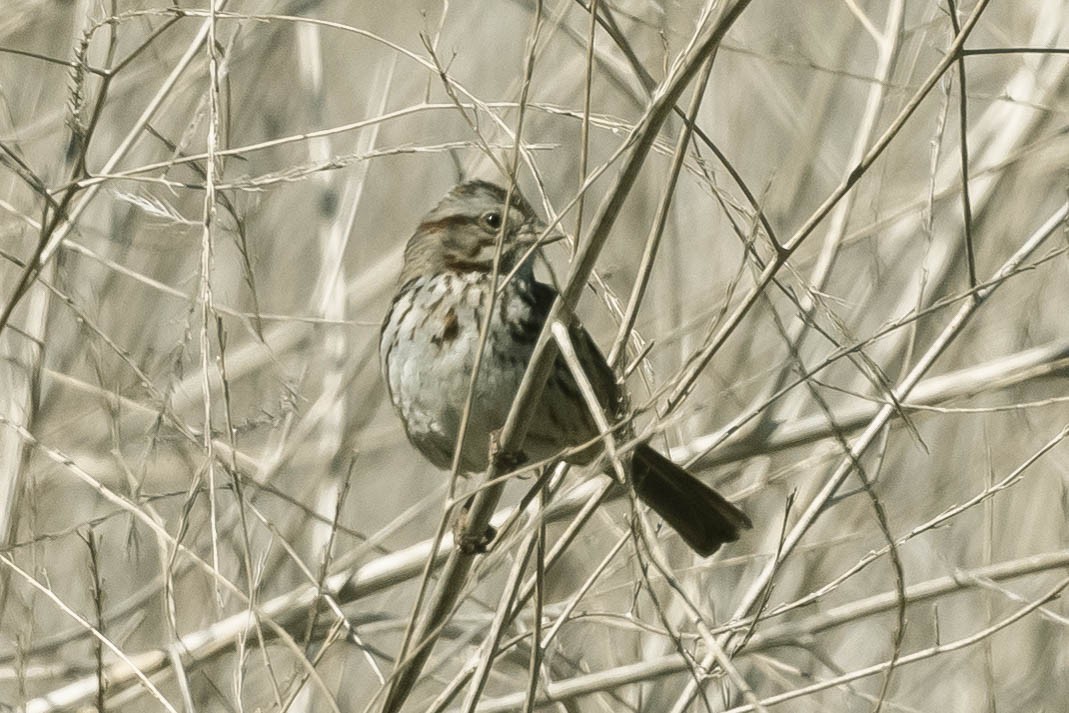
[453,495,496,555]
[452,429,528,554]
[489,427,527,473]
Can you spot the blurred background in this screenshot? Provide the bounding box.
[1,1,1067,711]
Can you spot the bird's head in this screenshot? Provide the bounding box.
[399,180,553,284]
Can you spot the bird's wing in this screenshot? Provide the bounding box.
[531,280,626,421]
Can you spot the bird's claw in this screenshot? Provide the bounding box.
[453,501,497,555]
[489,429,527,472]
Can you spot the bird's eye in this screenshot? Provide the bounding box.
[480,211,503,231]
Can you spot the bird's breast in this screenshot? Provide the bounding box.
[380,273,541,471]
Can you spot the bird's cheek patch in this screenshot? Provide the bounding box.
[473,241,502,264]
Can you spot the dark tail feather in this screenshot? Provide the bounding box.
[631,444,752,557]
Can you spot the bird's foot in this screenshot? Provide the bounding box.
[453,499,497,555]
[489,429,527,473]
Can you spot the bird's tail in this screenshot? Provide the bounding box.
[630,444,752,556]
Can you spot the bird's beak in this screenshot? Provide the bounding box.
[521,218,566,248]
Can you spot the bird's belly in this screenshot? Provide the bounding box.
[382,276,534,471]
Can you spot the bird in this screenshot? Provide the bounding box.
[379,179,751,556]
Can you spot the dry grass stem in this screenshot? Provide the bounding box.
[1,2,1066,712]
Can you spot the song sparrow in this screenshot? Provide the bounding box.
[379,180,751,556]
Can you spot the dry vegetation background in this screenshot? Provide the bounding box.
[1,1,1068,711]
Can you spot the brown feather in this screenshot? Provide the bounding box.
[631,445,752,556]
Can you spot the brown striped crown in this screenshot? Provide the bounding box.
[397,180,543,286]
